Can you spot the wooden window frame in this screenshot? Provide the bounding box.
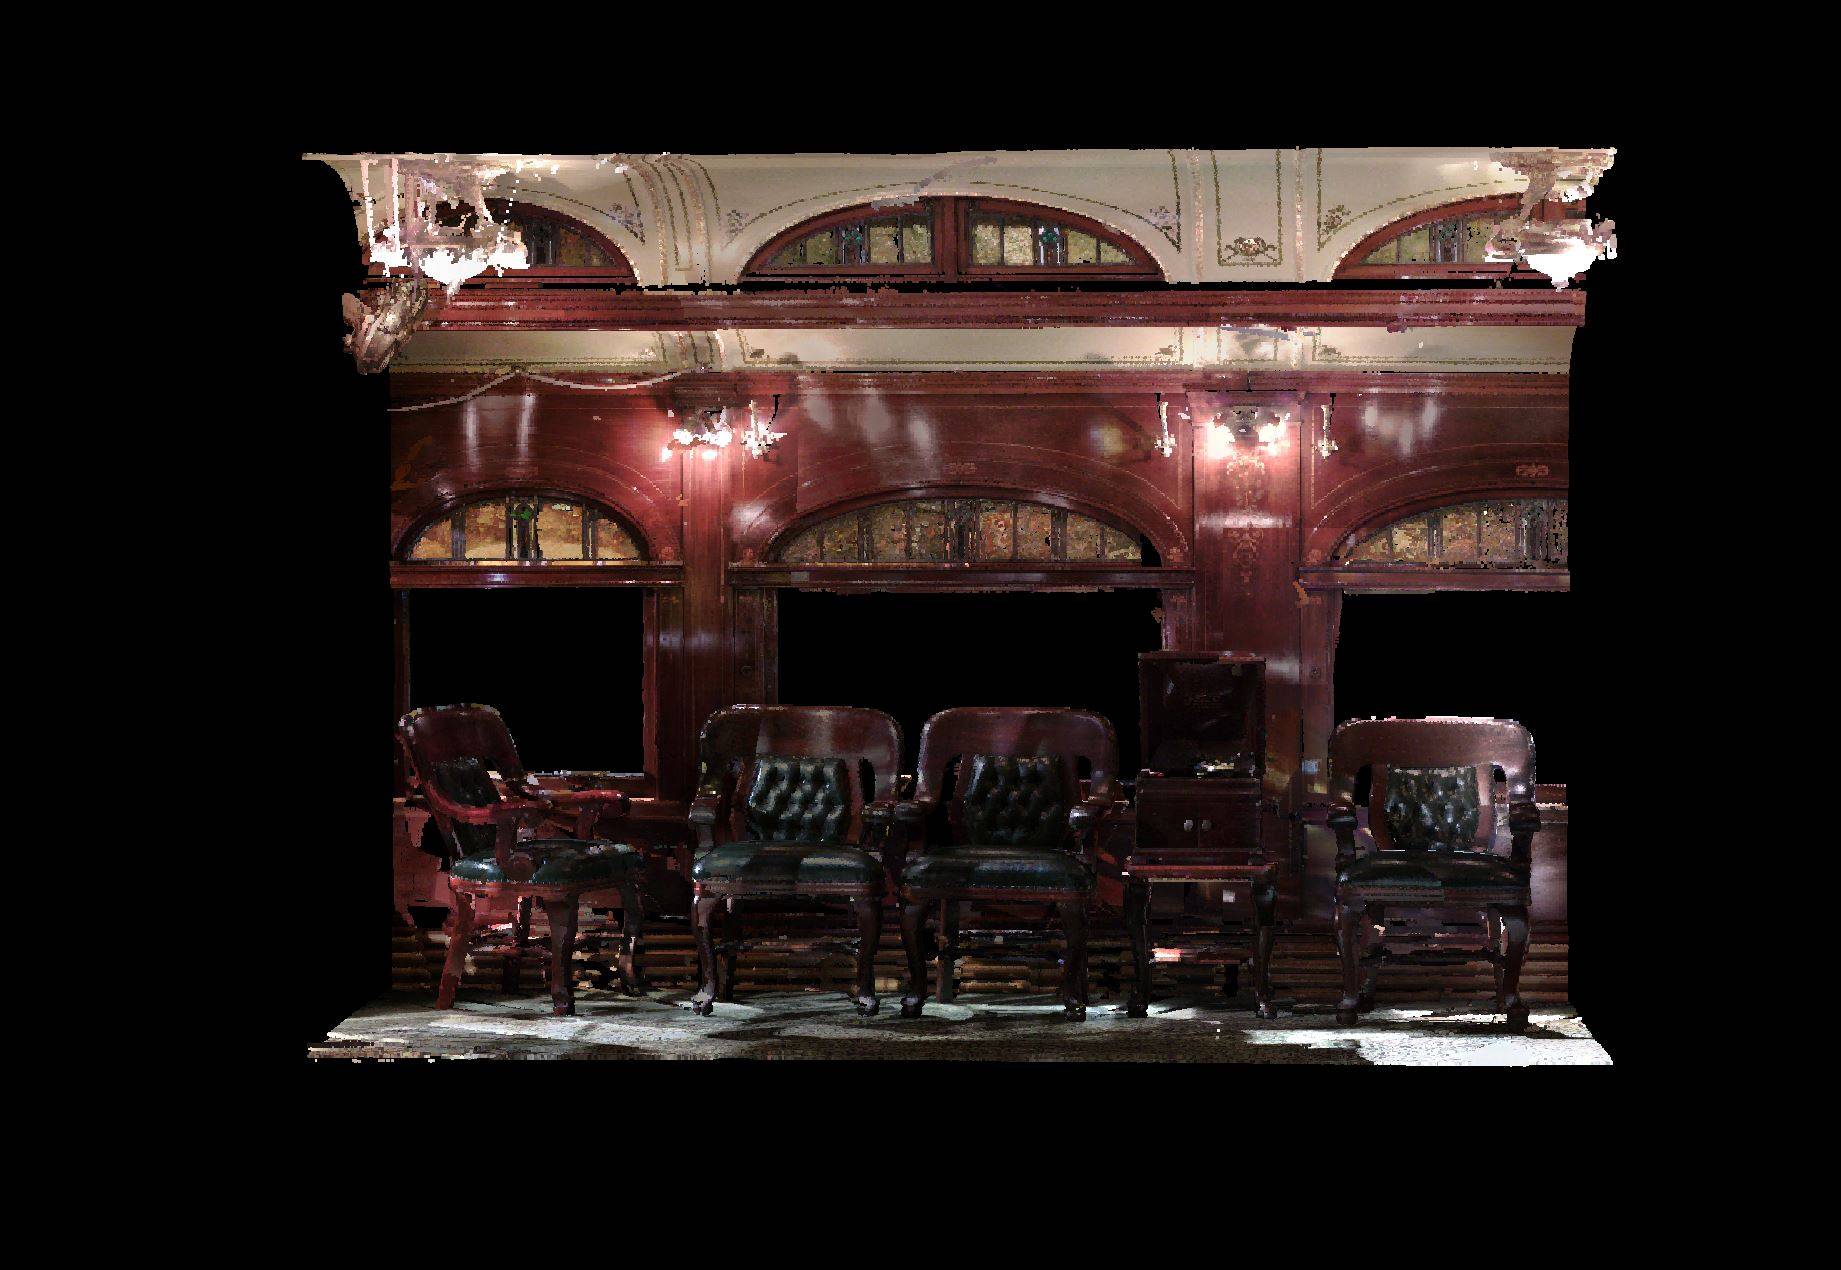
[1334,196,1581,282]
[743,197,1161,284]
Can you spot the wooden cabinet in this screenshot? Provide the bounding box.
[1125,652,1278,1017]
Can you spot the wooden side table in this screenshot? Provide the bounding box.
[1122,857,1278,1019]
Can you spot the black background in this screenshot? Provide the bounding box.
[277,124,1651,1070]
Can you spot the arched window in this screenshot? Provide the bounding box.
[1334,197,1564,281]
[775,497,1153,564]
[1341,499,1566,568]
[392,199,637,283]
[743,197,1160,283]
[404,493,645,564]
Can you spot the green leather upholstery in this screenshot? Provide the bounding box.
[745,756,851,844]
[692,841,883,889]
[431,756,500,857]
[902,846,1090,895]
[1383,765,1480,851]
[450,839,642,887]
[960,754,1067,847]
[1337,850,1525,893]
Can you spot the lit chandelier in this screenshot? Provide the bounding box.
[1485,148,1617,289]
[342,155,534,373]
[662,408,734,460]
[359,155,530,293]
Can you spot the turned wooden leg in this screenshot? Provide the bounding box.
[899,899,930,1018]
[1334,900,1365,1024]
[1251,877,1278,1020]
[717,900,740,1002]
[618,880,646,995]
[1358,903,1386,1011]
[1124,877,1152,1018]
[436,888,476,1009]
[1495,904,1531,1031]
[936,900,960,1003]
[690,893,723,1015]
[1059,898,1089,1019]
[850,897,882,1016]
[540,896,579,1016]
[504,895,533,995]
[1485,908,1506,1005]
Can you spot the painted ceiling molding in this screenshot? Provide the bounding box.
[315,148,1605,287]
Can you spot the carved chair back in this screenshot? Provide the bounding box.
[1328,717,1535,855]
[696,705,904,846]
[396,703,530,858]
[914,707,1120,849]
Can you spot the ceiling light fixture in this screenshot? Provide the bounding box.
[1485,148,1618,289]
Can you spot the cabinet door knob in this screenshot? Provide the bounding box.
[1200,819,1212,831]
[1182,819,1195,832]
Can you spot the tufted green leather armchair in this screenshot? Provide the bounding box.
[893,707,1127,1020]
[1318,717,1540,1029]
[684,706,906,1016]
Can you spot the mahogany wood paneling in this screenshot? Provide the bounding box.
[387,368,1569,922]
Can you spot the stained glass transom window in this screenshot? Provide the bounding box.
[1360,210,1514,266]
[1343,499,1567,568]
[405,495,644,564]
[776,498,1147,564]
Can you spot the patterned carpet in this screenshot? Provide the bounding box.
[313,988,1611,1064]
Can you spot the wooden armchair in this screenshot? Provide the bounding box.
[892,707,1127,1020]
[1322,717,1540,1030]
[687,705,905,1016]
[397,704,645,1016]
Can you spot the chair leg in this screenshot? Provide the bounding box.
[690,894,723,1015]
[1334,900,1365,1024]
[936,900,960,1003]
[436,888,476,1009]
[1251,877,1278,1020]
[1058,899,1089,1019]
[899,899,930,1018]
[1124,877,1152,1018]
[1485,908,1506,1005]
[1359,903,1385,1011]
[617,880,647,996]
[717,901,741,1001]
[1494,904,1531,1031]
[850,897,882,1016]
[505,895,533,995]
[540,897,579,1016]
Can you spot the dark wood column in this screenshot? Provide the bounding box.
[664,443,733,800]
[1187,390,1306,868]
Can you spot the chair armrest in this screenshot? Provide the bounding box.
[892,796,933,824]
[1311,799,1362,864]
[535,787,630,839]
[1067,796,1127,866]
[688,782,729,851]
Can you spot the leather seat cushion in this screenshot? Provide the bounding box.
[744,756,851,844]
[902,847,1090,895]
[450,839,641,887]
[1338,850,1526,894]
[692,841,883,889]
[959,754,1067,847]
